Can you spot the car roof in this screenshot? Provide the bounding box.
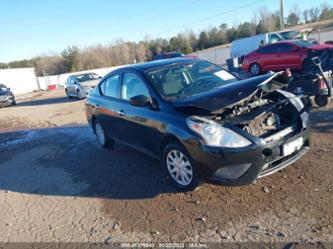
[72,72,96,77]
[119,58,199,72]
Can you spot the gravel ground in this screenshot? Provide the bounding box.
[0,89,332,244]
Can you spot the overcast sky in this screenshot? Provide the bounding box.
[0,0,327,62]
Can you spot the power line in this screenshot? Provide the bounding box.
[156,0,266,36]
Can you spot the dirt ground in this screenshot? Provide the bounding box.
[0,89,332,243]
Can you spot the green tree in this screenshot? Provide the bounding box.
[197,31,210,50]
[61,46,82,72]
[286,12,300,26]
[319,3,333,20]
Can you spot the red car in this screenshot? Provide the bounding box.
[242,40,333,75]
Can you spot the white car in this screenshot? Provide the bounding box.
[65,73,102,99]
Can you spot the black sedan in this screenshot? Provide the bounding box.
[85,58,311,190]
[0,84,16,107]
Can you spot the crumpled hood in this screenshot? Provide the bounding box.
[80,79,99,87]
[172,72,287,114]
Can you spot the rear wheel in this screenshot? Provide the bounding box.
[162,142,199,191]
[314,94,329,107]
[249,63,261,76]
[94,120,114,148]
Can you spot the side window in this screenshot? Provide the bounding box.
[71,77,77,84]
[100,74,120,98]
[278,44,293,53]
[121,72,149,101]
[268,33,283,44]
[258,45,275,54]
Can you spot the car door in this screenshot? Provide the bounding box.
[69,76,78,95]
[256,45,278,71]
[277,44,303,69]
[96,73,124,141]
[117,71,162,156]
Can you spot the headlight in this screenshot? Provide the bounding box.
[186,116,251,148]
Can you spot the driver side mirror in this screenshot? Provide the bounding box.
[129,95,151,107]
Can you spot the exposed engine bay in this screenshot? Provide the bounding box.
[213,90,309,139]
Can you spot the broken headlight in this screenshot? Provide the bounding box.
[186,116,252,148]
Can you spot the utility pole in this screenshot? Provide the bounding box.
[279,0,284,31]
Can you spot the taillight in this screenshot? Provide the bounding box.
[319,78,327,90]
[285,68,292,77]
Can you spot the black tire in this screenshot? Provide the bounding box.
[93,120,114,148]
[77,89,83,100]
[162,142,199,191]
[65,89,72,99]
[314,95,329,107]
[249,63,261,76]
[12,100,16,106]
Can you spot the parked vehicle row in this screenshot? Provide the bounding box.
[242,40,333,75]
[85,58,311,190]
[230,28,319,60]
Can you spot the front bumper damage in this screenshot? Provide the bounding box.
[188,126,310,186]
[184,90,311,186]
[0,96,15,107]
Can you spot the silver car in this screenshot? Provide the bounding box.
[65,73,101,99]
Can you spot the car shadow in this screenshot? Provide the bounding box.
[16,97,81,107]
[0,125,178,199]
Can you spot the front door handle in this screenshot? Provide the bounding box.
[116,110,125,116]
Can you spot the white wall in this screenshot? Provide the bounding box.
[0,68,39,95]
[192,46,230,66]
[37,65,125,89]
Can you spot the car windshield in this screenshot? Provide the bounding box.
[291,40,313,48]
[75,73,100,82]
[147,61,238,100]
[280,31,299,40]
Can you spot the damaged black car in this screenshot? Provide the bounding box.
[0,84,16,107]
[85,58,311,190]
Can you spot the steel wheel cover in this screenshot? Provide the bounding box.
[166,149,193,186]
[250,64,260,75]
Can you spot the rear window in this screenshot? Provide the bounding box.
[280,31,299,40]
[290,40,313,48]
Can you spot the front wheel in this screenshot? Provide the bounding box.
[77,89,83,100]
[94,120,114,148]
[249,63,261,76]
[162,142,199,191]
[65,89,72,99]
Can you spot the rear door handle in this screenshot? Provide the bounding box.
[95,104,100,110]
